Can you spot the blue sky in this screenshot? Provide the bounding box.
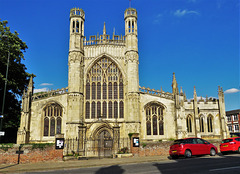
[0,0,239,111]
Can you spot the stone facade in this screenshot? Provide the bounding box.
[17,7,229,156]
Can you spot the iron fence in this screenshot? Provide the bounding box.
[64,137,130,158]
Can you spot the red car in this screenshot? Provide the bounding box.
[169,138,218,158]
[220,137,240,155]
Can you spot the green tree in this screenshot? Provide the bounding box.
[0,20,32,143]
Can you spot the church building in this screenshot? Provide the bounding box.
[17,7,228,157]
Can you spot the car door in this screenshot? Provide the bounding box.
[236,138,240,148]
[196,138,209,155]
[201,139,211,154]
[189,138,199,155]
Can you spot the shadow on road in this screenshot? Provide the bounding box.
[0,164,18,170]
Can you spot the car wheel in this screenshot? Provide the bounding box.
[184,150,192,158]
[210,148,216,156]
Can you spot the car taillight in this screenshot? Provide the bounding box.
[179,144,184,148]
[229,142,236,145]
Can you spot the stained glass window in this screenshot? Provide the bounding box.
[85,57,124,119]
[43,103,62,137]
[145,104,164,136]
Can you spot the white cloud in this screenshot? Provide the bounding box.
[153,13,163,24]
[174,9,200,17]
[40,83,53,86]
[34,88,48,93]
[224,88,240,94]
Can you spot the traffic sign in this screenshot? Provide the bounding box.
[0,131,5,136]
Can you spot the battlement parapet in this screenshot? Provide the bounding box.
[83,35,125,46]
[139,86,174,100]
[32,87,68,101]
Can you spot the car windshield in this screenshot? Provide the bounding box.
[222,139,233,143]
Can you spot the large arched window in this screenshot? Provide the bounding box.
[186,115,192,133]
[207,115,213,132]
[43,103,62,136]
[145,104,164,136]
[85,57,124,119]
[200,116,204,132]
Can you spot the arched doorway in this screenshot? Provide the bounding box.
[97,129,113,158]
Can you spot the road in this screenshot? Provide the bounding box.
[26,154,240,174]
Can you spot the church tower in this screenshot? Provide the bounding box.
[124,8,140,124]
[68,8,85,93]
[67,8,85,139]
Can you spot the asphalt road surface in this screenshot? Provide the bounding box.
[26,154,240,174]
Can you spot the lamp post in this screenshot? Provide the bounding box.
[0,35,10,134]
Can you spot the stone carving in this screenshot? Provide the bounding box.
[69,52,83,63]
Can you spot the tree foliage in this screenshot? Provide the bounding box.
[0,20,32,142]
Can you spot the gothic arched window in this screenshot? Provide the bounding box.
[97,101,101,118]
[147,121,151,135]
[159,116,164,135]
[103,101,107,118]
[200,116,204,132]
[108,82,112,99]
[186,115,192,133]
[86,102,90,119]
[86,83,90,100]
[92,83,96,100]
[145,104,164,136]
[114,101,118,118]
[44,118,49,136]
[43,103,62,137]
[85,57,124,119]
[92,102,95,119]
[120,101,124,118]
[109,101,112,118]
[119,82,123,99]
[153,116,157,135]
[207,115,213,132]
[103,83,107,99]
[97,82,101,99]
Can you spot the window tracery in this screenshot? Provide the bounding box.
[43,103,62,137]
[145,104,164,136]
[86,57,124,119]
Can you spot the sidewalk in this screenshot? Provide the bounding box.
[0,155,169,173]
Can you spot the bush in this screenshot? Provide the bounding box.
[118,147,129,154]
[0,143,14,151]
[30,143,54,150]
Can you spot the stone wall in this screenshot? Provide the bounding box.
[0,144,63,164]
[132,140,221,157]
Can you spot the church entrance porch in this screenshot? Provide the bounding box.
[97,130,113,158]
[64,127,115,158]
